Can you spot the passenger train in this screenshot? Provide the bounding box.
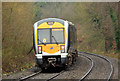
[33,18,78,70]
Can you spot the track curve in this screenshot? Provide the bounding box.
[79,54,94,81]
[79,52,113,81]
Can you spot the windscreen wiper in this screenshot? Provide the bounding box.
[52,35,58,45]
[38,39,46,45]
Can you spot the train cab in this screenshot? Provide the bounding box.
[33,18,77,70]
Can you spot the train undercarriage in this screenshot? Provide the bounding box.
[36,50,78,70]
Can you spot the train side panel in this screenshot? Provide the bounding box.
[68,24,77,52]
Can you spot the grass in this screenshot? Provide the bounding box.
[78,49,119,60]
[3,61,35,78]
[2,47,35,73]
[0,50,2,57]
[2,2,35,75]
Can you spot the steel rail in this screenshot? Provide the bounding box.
[19,70,42,81]
[79,54,94,81]
[18,68,64,81]
[45,70,65,81]
[79,52,113,81]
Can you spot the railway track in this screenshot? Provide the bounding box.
[18,52,113,81]
[18,53,94,81]
[19,69,64,81]
[19,70,42,81]
[79,52,113,81]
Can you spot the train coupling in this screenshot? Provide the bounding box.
[48,58,56,67]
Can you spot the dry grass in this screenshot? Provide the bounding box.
[2,2,35,74]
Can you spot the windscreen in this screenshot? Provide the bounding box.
[37,28,64,45]
[52,28,64,44]
[37,29,50,44]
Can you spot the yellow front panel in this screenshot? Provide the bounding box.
[37,22,50,28]
[52,22,64,28]
[37,22,64,29]
[36,21,66,54]
[42,44,60,54]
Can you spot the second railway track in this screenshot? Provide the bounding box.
[79,52,113,81]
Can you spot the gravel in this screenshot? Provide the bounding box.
[3,67,41,79]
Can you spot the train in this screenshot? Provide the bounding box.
[33,18,78,70]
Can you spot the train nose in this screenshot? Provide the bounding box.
[43,45,60,54]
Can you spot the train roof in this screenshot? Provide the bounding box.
[68,21,74,26]
[34,18,75,28]
[35,18,65,27]
[35,18,74,24]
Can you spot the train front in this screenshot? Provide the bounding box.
[33,18,68,69]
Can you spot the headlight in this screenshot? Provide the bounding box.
[38,46,42,54]
[61,45,65,53]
